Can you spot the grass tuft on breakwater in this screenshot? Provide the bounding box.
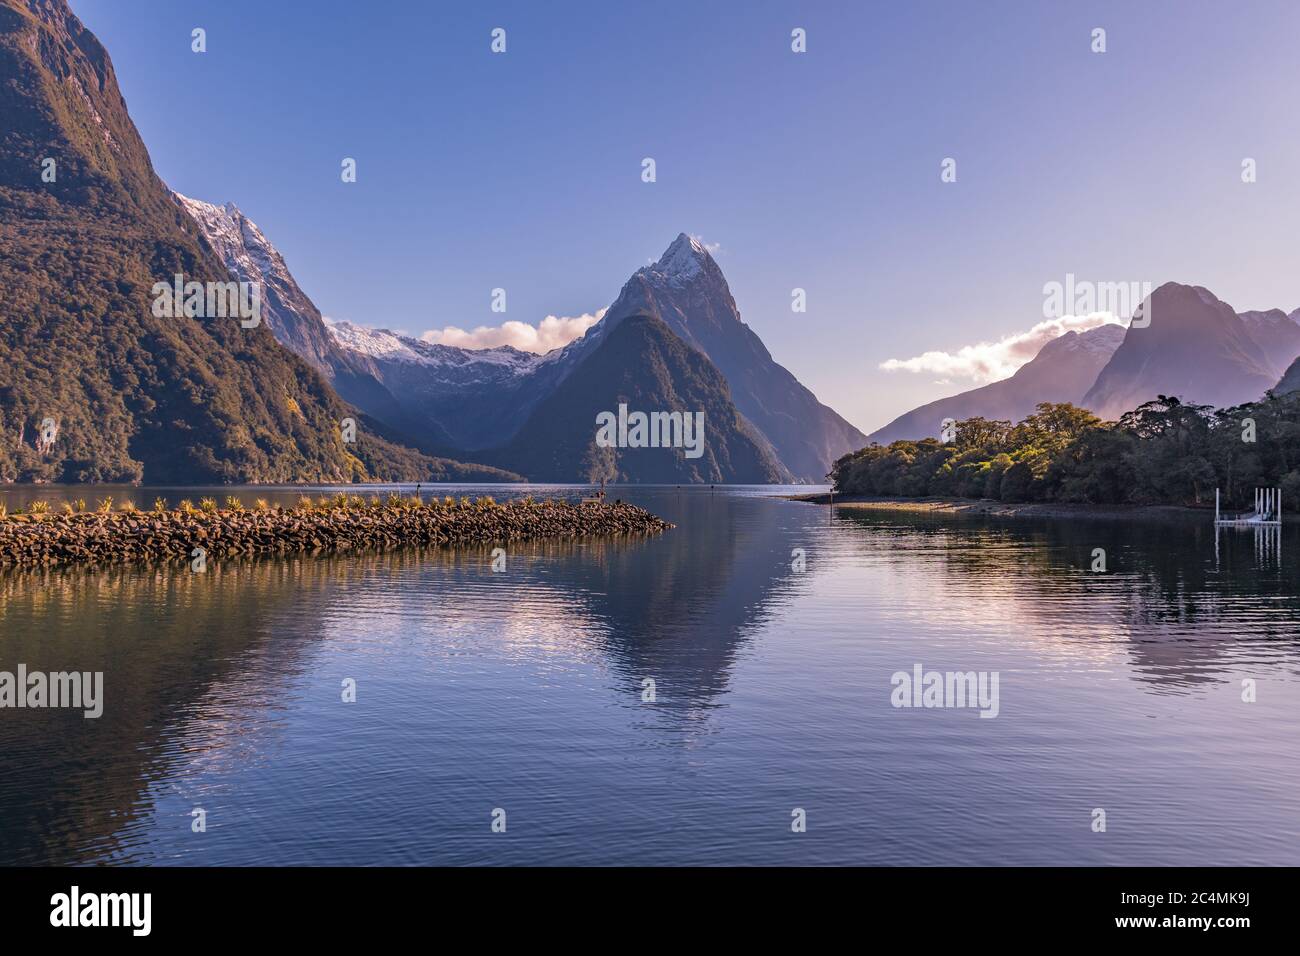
[0,494,674,569]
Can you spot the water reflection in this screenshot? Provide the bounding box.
[1,488,1297,865]
[829,508,1300,688]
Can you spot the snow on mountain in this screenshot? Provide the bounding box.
[174,192,344,375]
[320,318,586,451]
[639,233,708,287]
[176,195,282,288]
[170,205,860,479]
[594,232,868,481]
[324,320,432,365]
[325,320,545,375]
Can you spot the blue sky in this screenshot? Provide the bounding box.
[73,0,1300,433]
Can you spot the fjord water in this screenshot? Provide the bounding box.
[1,485,1297,866]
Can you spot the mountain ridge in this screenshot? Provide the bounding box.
[870,282,1300,444]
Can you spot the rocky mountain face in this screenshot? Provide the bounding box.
[0,0,510,483]
[173,195,345,375]
[868,323,1125,444]
[170,194,441,450]
[1082,283,1280,419]
[489,315,790,483]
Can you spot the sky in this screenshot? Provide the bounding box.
[72,0,1300,434]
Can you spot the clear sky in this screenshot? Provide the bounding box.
[72,0,1300,434]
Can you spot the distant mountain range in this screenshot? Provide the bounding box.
[870,283,1300,444]
[868,324,1125,444]
[180,195,860,482]
[6,0,1295,486]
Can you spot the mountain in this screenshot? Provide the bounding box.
[0,0,510,483]
[171,194,460,452]
[324,319,562,453]
[173,195,346,376]
[1237,308,1300,376]
[867,323,1125,444]
[490,315,790,483]
[176,198,796,481]
[1082,283,1279,419]
[587,235,867,481]
[269,231,858,482]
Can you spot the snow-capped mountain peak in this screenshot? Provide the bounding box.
[638,232,712,287]
[175,190,353,375]
[324,320,430,365]
[174,193,293,301]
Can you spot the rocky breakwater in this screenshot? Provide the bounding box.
[0,495,674,569]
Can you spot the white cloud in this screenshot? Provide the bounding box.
[418,309,606,353]
[879,313,1123,383]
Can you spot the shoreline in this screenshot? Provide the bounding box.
[0,495,673,569]
[781,493,1295,524]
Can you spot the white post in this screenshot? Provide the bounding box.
[1216,488,1220,522]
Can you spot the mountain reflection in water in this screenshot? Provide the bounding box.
[1,485,1297,865]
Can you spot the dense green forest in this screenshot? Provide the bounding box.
[831,394,1300,512]
[0,0,516,485]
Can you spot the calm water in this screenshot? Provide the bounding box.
[1,484,1298,866]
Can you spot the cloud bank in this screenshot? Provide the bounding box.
[879,313,1123,383]
[418,309,605,353]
